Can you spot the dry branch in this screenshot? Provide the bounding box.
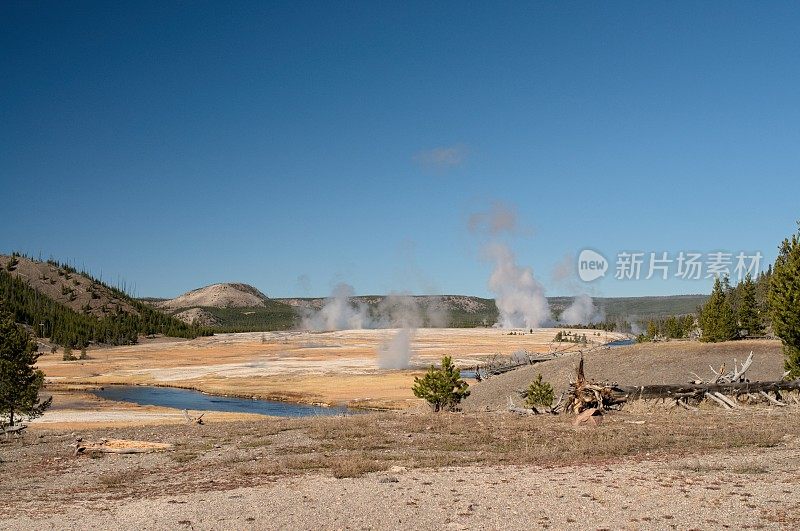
[1,424,27,438]
[183,409,205,425]
[759,390,787,407]
[507,397,539,415]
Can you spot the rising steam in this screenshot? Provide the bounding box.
[377,328,414,369]
[559,293,604,325]
[302,283,369,331]
[471,202,552,329]
[302,286,450,369]
[486,243,551,328]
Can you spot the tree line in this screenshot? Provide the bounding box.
[0,268,211,348]
[697,223,800,377]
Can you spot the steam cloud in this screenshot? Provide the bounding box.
[302,286,450,369]
[377,328,414,369]
[559,293,604,325]
[487,243,551,328]
[302,283,369,331]
[471,202,552,329]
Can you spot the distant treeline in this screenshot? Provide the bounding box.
[0,263,211,348]
[201,305,298,332]
[555,321,623,332]
[637,314,697,341]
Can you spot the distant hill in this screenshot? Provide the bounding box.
[154,283,298,331]
[158,283,271,311]
[150,283,708,332]
[0,253,210,347]
[277,294,707,328]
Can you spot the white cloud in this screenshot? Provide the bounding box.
[413,145,466,170]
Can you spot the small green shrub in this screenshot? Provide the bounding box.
[412,355,470,412]
[523,373,554,410]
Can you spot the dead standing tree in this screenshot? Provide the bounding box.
[560,357,628,414]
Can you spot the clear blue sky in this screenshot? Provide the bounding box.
[2,1,799,298]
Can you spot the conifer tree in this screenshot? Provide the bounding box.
[768,224,800,378]
[737,274,763,337]
[0,303,51,426]
[699,277,737,342]
[412,356,470,412]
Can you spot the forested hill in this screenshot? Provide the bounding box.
[0,253,211,348]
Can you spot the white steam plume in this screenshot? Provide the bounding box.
[486,242,551,329]
[302,283,369,331]
[377,328,415,369]
[559,294,604,325]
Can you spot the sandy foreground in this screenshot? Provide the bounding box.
[5,450,800,530]
[15,330,800,529]
[36,328,616,413]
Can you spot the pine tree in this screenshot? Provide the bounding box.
[0,303,51,426]
[523,373,554,409]
[768,224,800,378]
[699,277,737,342]
[412,356,470,412]
[737,274,763,337]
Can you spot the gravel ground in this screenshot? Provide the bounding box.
[5,443,799,530]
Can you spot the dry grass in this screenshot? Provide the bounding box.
[155,408,794,481]
[98,468,146,489]
[1,406,798,515]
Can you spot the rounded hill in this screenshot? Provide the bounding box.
[158,283,270,310]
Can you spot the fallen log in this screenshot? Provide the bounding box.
[507,397,540,415]
[73,438,174,456]
[562,353,800,414]
[616,380,800,401]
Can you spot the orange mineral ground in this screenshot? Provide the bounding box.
[39,328,623,410]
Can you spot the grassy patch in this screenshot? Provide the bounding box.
[98,468,145,489]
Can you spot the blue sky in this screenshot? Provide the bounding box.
[2,1,799,299]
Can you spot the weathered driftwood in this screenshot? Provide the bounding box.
[73,438,174,456]
[562,357,629,414]
[182,409,205,425]
[506,397,540,415]
[692,351,754,385]
[759,390,787,407]
[477,353,557,380]
[704,391,732,409]
[1,424,27,437]
[617,380,800,401]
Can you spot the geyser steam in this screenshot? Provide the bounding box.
[471,202,552,329]
[377,328,414,369]
[487,243,551,328]
[559,293,604,325]
[302,283,369,331]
